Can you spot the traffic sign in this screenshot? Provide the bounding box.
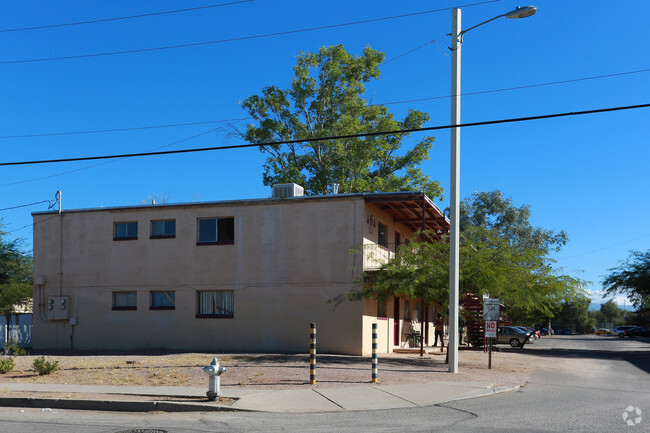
[483,298,500,321]
[485,320,497,338]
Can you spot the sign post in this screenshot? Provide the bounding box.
[483,299,500,370]
[485,320,497,369]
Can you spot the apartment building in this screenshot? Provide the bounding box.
[32,185,448,355]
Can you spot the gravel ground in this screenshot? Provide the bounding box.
[0,346,535,391]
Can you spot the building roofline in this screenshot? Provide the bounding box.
[32,190,450,229]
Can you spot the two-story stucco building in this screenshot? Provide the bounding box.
[32,185,448,355]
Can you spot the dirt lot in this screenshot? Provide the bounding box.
[0,347,535,392]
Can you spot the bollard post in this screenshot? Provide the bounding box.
[372,323,378,383]
[310,322,316,385]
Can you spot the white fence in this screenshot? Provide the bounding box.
[1,313,32,349]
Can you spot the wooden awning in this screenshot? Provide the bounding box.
[364,192,449,235]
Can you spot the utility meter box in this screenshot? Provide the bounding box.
[47,296,71,320]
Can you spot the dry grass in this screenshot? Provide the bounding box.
[0,349,538,390]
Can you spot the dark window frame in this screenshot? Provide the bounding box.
[378,222,388,248]
[112,291,137,311]
[197,217,235,245]
[196,290,234,318]
[114,221,138,241]
[149,290,176,310]
[150,219,176,239]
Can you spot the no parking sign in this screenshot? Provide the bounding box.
[485,320,497,338]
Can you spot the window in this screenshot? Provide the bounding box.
[196,290,234,318]
[112,291,137,310]
[395,232,401,252]
[151,220,176,238]
[378,222,387,248]
[114,222,138,240]
[150,291,175,310]
[403,299,411,321]
[197,217,234,244]
[377,300,387,319]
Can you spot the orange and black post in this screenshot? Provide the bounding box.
[372,323,378,383]
[310,322,316,384]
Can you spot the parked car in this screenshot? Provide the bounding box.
[615,325,637,338]
[624,327,650,338]
[495,326,533,348]
[594,328,612,335]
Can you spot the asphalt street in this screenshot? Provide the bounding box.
[0,335,648,432]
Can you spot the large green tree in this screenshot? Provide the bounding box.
[339,191,584,324]
[602,250,650,309]
[241,45,442,198]
[0,224,32,314]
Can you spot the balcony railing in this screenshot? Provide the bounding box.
[363,243,397,270]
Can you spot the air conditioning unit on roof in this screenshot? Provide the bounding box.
[272,183,304,199]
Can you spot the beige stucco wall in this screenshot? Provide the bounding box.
[33,195,432,355]
[33,197,370,354]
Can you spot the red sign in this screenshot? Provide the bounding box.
[485,320,497,338]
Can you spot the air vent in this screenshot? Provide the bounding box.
[272,183,304,199]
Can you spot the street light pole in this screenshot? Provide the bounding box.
[448,6,537,374]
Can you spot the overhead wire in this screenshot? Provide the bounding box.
[1,68,648,141]
[0,1,501,65]
[0,1,255,33]
[0,120,245,187]
[0,200,50,212]
[0,117,251,140]
[1,103,648,167]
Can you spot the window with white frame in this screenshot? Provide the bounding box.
[196,290,234,318]
[112,291,137,310]
[151,220,176,238]
[150,291,175,310]
[114,222,138,240]
[197,218,235,244]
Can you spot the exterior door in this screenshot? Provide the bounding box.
[393,297,400,346]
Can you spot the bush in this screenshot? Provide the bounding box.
[3,340,26,357]
[32,356,59,375]
[0,357,15,374]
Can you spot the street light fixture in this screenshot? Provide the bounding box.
[448,5,537,374]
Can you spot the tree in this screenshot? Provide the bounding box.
[241,45,443,198]
[602,250,650,309]
[555,295,595,332]
[460,190,568,253]
[598,299,624,325]
[339,191,584,325]
[0,224,32,314]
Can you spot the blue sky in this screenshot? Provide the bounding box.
[1,0,648,309]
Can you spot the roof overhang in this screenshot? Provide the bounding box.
[363,192,449,235]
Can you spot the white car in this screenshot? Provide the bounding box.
[614,326,636,338]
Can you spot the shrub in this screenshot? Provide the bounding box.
[32,356,59,375]
[3,340,26,357]
[0,357,15,374]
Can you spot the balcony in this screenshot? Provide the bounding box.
[363,243,397,271]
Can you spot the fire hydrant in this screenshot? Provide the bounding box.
[203,356,227,401]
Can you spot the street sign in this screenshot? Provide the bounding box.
[483,298,500,321]
[485,320,497,338]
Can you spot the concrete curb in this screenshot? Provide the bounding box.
[0,397,242,413]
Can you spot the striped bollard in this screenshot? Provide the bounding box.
[372,323,378,383]
[310,322,316,384]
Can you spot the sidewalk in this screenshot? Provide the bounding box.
[0,381,521,413]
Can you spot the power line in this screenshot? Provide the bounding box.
[0,200,50,212]
[381,68,650,106]
[2,67,648,140]
[0,1,255,33]
[0,1,501,65]
[1,103,648,167]
[0,117,250,140]
[0,123,237,187]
